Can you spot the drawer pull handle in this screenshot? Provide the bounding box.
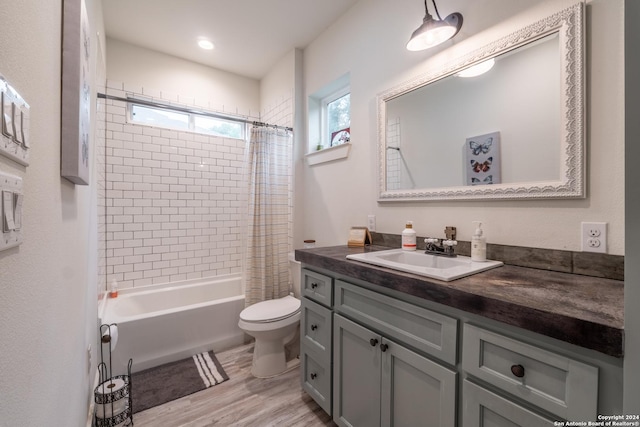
[511,364,525,378]
[310,324,318,331]
[310,373,317,380]
[311,282,318,289]
[380,343,388,352]
[370,338,379,347]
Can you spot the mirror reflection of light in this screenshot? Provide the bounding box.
[457,58,495,78]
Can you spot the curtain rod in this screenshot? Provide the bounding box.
[97,93,293,132]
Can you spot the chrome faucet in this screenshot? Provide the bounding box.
[424,226,458,257]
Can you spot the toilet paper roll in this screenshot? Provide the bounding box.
[101,324,118,351]
[95,399,127,419]
[94,378,128,403]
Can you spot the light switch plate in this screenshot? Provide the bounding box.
[0,75,30,166]
[0,171,23,251]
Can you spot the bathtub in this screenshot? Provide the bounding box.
[99,274,245,374]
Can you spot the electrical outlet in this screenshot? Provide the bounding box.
[581,222,607,253]
[368,215,376,232]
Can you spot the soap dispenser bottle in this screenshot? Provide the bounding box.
[402,221,417,251]
[471,221,487,262]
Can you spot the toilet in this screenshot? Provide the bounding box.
[238,254,302,378]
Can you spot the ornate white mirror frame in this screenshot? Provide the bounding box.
[377,2,584,202]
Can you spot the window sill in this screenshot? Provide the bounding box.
[306,143,351,166]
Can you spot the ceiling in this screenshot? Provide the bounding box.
[102,0,360,80]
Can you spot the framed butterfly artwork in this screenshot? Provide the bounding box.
[465,132,501,186]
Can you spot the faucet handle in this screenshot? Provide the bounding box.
[424,238,439,244]
[443,239,457,247]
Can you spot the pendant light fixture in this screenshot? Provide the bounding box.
[406,0,463,51]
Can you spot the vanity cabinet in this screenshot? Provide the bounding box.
[333,314,457,427]
[333,280,457,427]
[298,257,620,426]
[300,268,334,415]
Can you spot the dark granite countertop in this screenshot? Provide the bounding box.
[295,245,624,358]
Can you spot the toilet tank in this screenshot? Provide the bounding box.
[289,252,301,298]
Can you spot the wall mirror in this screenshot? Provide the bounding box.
[378,2,584,201]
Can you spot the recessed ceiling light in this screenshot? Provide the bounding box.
[198,39,214,50]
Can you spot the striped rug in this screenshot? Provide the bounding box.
[131,350,229,414]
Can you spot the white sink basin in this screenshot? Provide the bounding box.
[346,249,503,282]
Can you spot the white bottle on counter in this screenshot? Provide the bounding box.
[402,221,417,251]
[471,221,487,262]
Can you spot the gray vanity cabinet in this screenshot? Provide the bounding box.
[298,261,618,426]
[332,281,458,427]
[333,314,457,427]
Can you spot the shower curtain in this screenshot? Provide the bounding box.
[243,125,293,307]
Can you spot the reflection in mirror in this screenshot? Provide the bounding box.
[386,33,559,190]
[378,3,584,201]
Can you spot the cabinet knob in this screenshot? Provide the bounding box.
[310,324,318,331]
[380,343,388,352]
[510,364,525,378]
[310,373,317,380]
[370,338,379,347]
[311,282,318,289]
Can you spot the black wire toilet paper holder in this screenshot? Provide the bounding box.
[95,323,134,426]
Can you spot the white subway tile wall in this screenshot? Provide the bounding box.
[97,97,107,297]
[98,82,293,291]
[386,117,402,190]
[260,91,294,253]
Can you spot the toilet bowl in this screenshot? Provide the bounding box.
[238,254,302,378]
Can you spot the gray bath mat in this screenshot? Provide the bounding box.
[131,350,229,414]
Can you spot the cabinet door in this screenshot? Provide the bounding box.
[302,269,333,307]
[462,324,598,420]
[333,314,381,427]
[301,297,333,359]
[301,349,332,415]
[463,380,556,427]
[381,338,457,427]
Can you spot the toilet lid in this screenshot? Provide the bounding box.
[240,295,301,323]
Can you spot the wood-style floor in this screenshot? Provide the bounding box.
[132,343,337,427]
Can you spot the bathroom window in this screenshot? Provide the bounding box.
[194,115,244,139]
[130,104,246,140]
[308,73,351,153]
[131,104,189,130]
[323,89,351,147]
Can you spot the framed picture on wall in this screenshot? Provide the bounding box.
[61,0,91,185]
[464,131,501,186]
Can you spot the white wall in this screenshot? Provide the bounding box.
[300,0,625,255]
[107,38,260,117]
[0,0,104,425]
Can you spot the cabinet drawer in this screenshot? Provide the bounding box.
[302,269,333,307]
[301,349,331,415]
[463,380,555,427]
[462,324,598,421]
[335,280,458,365]
[301,297,332,361]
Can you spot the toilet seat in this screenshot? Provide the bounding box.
[240,295,301,323]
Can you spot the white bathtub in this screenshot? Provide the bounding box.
[99,274,245,374]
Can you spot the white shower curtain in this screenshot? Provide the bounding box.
[243,125,292,307]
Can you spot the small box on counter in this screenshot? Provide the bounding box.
[347,226,372,247]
